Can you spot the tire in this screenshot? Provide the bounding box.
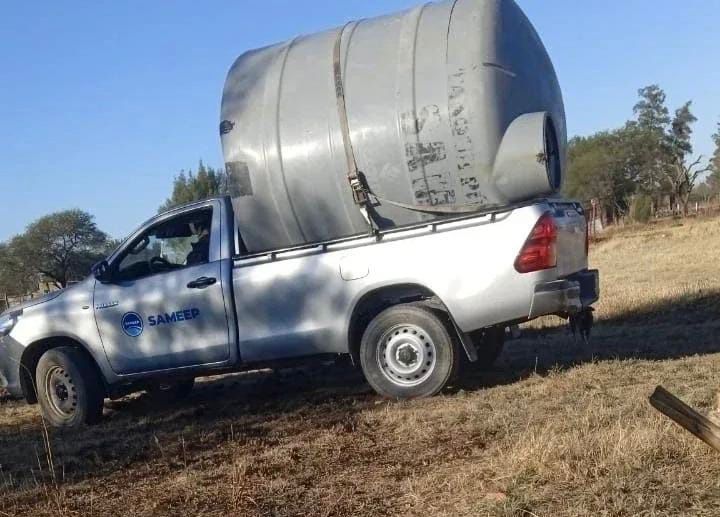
[360,304,460,399]
[146,378,195,403]
[36,346,105,428]
[468,326,505,369]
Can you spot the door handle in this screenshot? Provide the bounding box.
[187,276,217,289]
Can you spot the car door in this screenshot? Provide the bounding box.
[94,205,231,375]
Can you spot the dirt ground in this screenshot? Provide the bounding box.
[2,216,720,516]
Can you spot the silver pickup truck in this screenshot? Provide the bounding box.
[0,196,598,427]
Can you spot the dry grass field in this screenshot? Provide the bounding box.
[2,216,720,516]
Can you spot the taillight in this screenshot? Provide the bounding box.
[514,212,558,273]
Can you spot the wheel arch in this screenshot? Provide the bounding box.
[347,284,435,363]
[19,337,107,404]
[347,283,475,363]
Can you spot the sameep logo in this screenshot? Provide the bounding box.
[121,312,144,337]
[148,308,200,326]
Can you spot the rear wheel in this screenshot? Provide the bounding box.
[360,305,460,399]
[36,347,104,428]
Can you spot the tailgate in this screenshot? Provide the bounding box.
[550,201,588,277]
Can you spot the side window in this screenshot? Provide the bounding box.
[114,208,213,282]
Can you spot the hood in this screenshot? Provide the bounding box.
[1,289,65,316]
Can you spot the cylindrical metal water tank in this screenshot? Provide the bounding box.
[220,0,566,253]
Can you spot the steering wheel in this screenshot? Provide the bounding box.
[150,256,174,273]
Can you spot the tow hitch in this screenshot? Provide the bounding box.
[569,307,594,343]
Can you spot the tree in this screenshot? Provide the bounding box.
[629,85,674,207]
[633,85,671,133]
[667,156,710,215]
[630,86,707,214]
[159,161,228,212]
[564,133,621,212]
[104,237,125,256]
[564,126,656,221]
[629,194,653,223]
[666,102,708,214]
[564,84,710,222]
[708,121,720,197]
[690,182,713,204]
[10,210,109,289]
[0,243,37,296]
[669,102,696,156]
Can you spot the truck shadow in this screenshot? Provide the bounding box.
[1,291,718,493]
[0,359,377,493]
[459,289,720,391]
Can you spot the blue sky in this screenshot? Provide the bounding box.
[1,1,718,241]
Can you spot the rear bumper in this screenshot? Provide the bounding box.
[528,269,599,319]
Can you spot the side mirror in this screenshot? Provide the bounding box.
[92,260,112,283]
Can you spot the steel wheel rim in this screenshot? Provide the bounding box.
[376,323,437,387]
[44,365,77,418]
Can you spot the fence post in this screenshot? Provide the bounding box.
[650,386,720,453]
[0,293,7,312]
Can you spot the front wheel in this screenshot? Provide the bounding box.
[36,347,105,428]
[360,305,460,399]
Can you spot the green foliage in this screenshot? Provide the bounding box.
[564,125,658,218]
[1,210,109,290]
[159,161,228,213]
[663,101,706,214]
[712,121,720,172]
[708,121,720,196]
[0,243,37,296]
[669,101,697,157]
[567,84,707,218]
[103,238,125,256]
[565,132,625,210]
[633,85,670,132]
[690,182,712,203]
[629,195,653,223]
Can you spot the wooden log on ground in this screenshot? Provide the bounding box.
[649,385,720,453]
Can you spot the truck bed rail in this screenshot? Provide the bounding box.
[232,198,572,265]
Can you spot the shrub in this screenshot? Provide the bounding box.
[630,195,653,223]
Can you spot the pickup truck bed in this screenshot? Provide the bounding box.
[231,198,596,362]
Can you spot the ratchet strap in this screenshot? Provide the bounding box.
[333,23,374,229]
[332,25,498,219]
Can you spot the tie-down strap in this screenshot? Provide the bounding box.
[331,24,490,217]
